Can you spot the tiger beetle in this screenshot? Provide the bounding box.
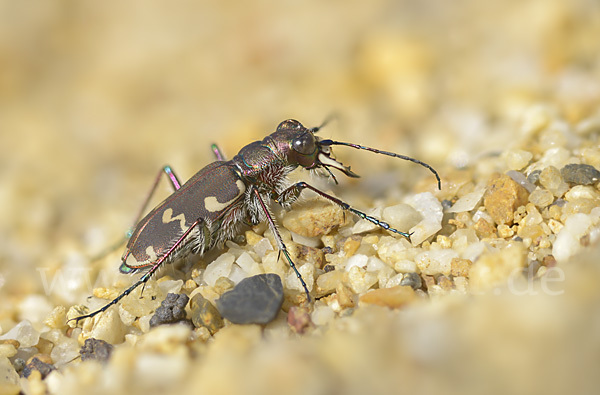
[72,119,441,323]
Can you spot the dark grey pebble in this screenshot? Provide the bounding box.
[80,338,114,362]
[507,170,536,192]
[216,273,284,325]
[561,163,600,185]
[150,293,190,327]
[400,272,422,290]
[22,357,55,379]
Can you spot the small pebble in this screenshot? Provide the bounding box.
[282,199,345,237]
[315,269,347,296]
[345,254,369,271]
[287,306,313,334]
[343,237,361,257]
[552,213,593,262]
[203,253,235,286]
[473,218,496,238]
[528,188,554,208]
[50,336,80,366]
[88,307,127,344]
[0,320,40,348]
[415,249,458,276]
[484,173,529,225]
[561,163,600,185]
[503,150,533,170]
[408,193,443,245]
[296,244,325,268]
[400,272,422,290]
[347,266,378,294]
[44,306,67,330]
[22,357,55,379]
[447,188,486,213]
[149,293,190,328]
[497,224,515,238]
[422,274,436,290]
[216,273,284,325]
[539,166,569,197]
[79,338,114,362]
[0,356,20,393]
[214,277,235,294]
[336,283,355,308]
[359,285,416,308]
[437,275,453,291]
[506,170,536,193]
[564,185,600,201]
[395,259,417,273]
[310,305,335,326]
[0,344,17,359]
[450,258,472,277]
[190,294,224,335]
[382,203,422,233]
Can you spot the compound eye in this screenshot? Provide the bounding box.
[292,133,316,155]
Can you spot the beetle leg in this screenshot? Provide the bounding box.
[70,218,204,324]
[276,182,413,239]
[132,165,182,227]
[252,188,311,302]
[211,144,227,161]
[89,165,182,262]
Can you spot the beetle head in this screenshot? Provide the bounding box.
[273,119,359,179]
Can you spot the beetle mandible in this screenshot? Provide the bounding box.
[72,119,441,323]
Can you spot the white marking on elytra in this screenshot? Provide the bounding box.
[126,253,142,266]
[162,208,188,232]
[125,245,158,267]
[204,179,246,212]
[145,245,158,262]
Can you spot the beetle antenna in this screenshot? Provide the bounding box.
[309,113,339,134]
[319,139,442,190]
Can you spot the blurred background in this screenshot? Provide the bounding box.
[1,0,600,393]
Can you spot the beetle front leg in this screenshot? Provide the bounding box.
[270,185,302,209]
[275,182,412,239]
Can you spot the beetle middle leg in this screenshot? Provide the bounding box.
[275,181,413,239]
[211,144,227,161]
[252,188,311,302]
